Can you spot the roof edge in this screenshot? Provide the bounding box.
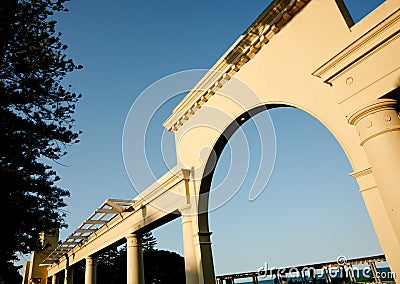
[163,0,311,132]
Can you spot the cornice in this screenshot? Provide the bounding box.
[349,167,372,179]
[163,0,310,132]
[312,7,400,84]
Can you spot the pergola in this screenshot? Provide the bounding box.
[41,199,136,266]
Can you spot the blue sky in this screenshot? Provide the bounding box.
[20,0,388,276]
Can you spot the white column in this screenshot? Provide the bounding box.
[51,274,57,284]
[64,268,73,284]
[348,98,400,281]
[126,234,145,284]
[180,204,216,284]
[193,230,216,284]
[180,207,200,284]
[85,256,97,284]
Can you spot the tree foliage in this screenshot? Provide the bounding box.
[0,0,82,281]
[142,231,157,251]
[143,249,185,284]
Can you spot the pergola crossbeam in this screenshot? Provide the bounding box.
[104,200,124,212]
[75,228,96,233]
[95,208,119,214]
[83,220,108,225]
[41,198,136,266]
[67,235,88,240]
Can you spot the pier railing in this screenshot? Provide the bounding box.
[216,255,396,284]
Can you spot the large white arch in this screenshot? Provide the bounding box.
[164,0,400,282]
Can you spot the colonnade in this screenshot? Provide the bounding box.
[47,212,216,284]
[51,234,145,284]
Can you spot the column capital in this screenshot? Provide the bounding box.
[85,255,97,265]
[347,98,398,126]
[347,99,400,146]
[126,233,143,247]
[125,233,142,239]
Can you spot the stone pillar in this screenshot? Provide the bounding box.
[64,268,73,284]
[180,204,216,284]
[126,234,145,284]
[85,256,97,284]
[51,274,57,284]
[348,98,400,281]
[192,230,216,284]
[180,207,200,284]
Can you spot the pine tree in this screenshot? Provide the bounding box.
[142,232,157,251]
[0,0,82,281]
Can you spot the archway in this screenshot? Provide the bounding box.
[172,92,400,284]
[206,106,383,275]
[165,1,400,282]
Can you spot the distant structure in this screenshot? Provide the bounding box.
[23,0,400,283]
[216,255,392,284]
